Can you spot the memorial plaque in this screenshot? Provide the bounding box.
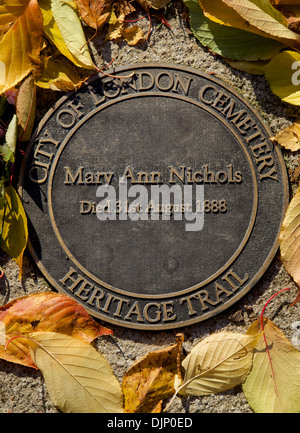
[18,64,289,330]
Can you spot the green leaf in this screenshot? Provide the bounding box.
[263,50,300,105]
[0,185,28,279]
[1,114,18,162]
[184,0,285,61]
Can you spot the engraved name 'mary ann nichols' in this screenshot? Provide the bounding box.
[20,64,288,330]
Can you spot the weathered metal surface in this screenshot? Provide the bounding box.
[19,64,289,329]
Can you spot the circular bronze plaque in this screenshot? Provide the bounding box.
[19,64,289,330]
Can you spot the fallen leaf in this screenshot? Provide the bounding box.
[0,185,27,279]
[1,114,18,162]
[279,186,300,289]
[16,76,36,142]
[74,0,113,30]
[122,25,145,45]
[117,0,136,16]
[0,292,112,368]
[227,60,268,75]
[199,0,300,46]
[122,334,184,413]
[40,0,95,70]
[264,50,300,105]
[184,0,284,61]
[136,0,170,11]
[106,12,145,45]
[272,119,300,151]
[35,55,85,91]
[0,0,44,94]
[273,0,300,4]
[179,332,258,396]
[26,332,123,413]
[243,318,300,413]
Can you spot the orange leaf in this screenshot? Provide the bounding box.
[122,334,184,413]
[0,292,112,368]
[0,0,44,94]
[74,0,113,30]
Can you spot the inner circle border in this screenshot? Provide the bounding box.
[48,92,259,299]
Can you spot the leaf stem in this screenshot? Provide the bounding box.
[259,287,291,398]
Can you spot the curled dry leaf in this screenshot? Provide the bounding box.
[179,331,258,396]
[136,0,171,11]
[106,12,146,45]
[0,292,112,368]
[272,119,300,151]
[16,75,36,142]
[243,318,300,413]
[122,334,184,413]
[74,0,113,30]
[26,332,123,413]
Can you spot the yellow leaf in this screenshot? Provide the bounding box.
[123,26,145,46]
[41,0,95,70]
[272,119,300,151]
[39,0,92,68]
[35,55,85,91]
[199,0,300,45]
[0,186,28,279]
[27,332,124,413]
[279,186,300,285]
[244,319,300,413]
[179,332,258,396]
[264,50,300,105]
[0,0,44,94]
[0,0,29,28]
[122,334,184,413]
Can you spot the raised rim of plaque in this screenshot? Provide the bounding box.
[18,63,289,330]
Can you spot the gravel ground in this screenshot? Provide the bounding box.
[0,0,299,413]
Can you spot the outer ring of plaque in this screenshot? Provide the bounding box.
[18,63,289,330]
[47,93,259,299]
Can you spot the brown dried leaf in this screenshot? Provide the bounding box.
[272,119,300,151]
[0,292,113,368]
[106,12,145,45]
[136,0,170,11]
[123,25,145,45]
[74,0,112,30]
[122,334,184,413]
